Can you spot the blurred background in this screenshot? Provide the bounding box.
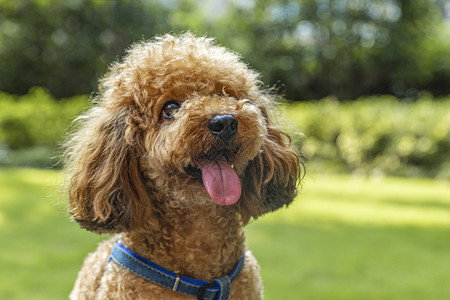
[0,0,449,299]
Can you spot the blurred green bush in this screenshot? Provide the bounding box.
[1,89,448,179]
[284,95,450,180]
[0,87,89,167]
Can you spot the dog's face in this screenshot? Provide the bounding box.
[65,34,301,232]
[148,94,266,207]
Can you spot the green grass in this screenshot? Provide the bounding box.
[247,175,450,299]
[0,168,449,299]
[0,168,105,299]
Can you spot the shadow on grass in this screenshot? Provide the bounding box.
[383,199,450,210]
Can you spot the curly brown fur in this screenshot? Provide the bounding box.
[65,33,302,299]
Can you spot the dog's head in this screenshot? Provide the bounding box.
[65,34,302,233]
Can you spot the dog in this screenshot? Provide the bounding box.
[64,33,301,299]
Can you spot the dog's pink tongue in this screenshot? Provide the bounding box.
[196,158,241,206]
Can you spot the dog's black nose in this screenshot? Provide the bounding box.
[208,115,238,142]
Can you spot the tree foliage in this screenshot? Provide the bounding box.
[187,0,450,100]
[0,0,449,100]
[0,0,169,97]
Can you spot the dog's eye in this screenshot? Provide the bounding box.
[161,101,180,119]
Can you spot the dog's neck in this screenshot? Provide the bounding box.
[119,203,245,282]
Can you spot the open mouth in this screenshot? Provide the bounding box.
[185,156,241,206]
[185,164,202,179]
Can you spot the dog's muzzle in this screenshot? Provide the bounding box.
[183,114,242,206]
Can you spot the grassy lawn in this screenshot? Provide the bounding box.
[0,168,449,299]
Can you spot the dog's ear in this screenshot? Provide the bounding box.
[65,106,152,233]
[238,112,302,224]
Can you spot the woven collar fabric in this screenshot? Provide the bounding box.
[108,240,246,300]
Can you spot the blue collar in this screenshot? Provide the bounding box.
[108,240,245,300]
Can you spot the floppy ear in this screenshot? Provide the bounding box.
[238,121,302,224]
[65,106,152,233]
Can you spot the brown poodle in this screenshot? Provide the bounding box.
[64,33,301,300]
